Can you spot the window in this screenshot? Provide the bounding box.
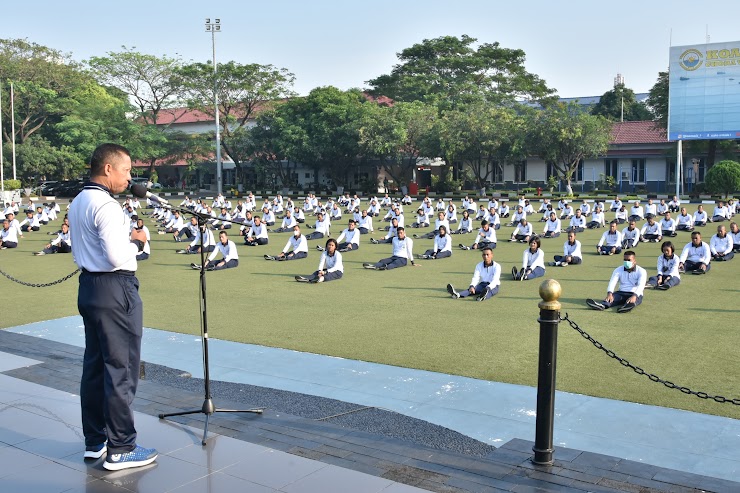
[492,161,503,183]
[575,159,584,182]
[546,162,558,180]
[514,160,527,183]
[666,161,676,183]
[631,159,645,183]
[605,159,619,180]
[304,173,311,179]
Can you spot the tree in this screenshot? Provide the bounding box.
[87,47,183,125]
[13,135,85,181]
[253,87,370,188]
[438,103,523,188]
[54,82,141,161]
[704,160,740,198]
[646,70,668,129]
[591,83,653,122]
[527,103,612,195]
[367,35,556,109]
[358,101,439,188]
[177,60,295,182]
[87,48,185,171]
[0,38,88,145]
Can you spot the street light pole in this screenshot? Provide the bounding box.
[205,18,222,195]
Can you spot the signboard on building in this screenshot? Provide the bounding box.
[668,41,740,141]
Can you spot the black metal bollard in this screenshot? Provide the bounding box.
[532,279,562,465]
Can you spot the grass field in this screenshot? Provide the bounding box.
[2,202,739,421]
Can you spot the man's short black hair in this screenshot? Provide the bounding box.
[624,250,636,258]
[90,143,130,177]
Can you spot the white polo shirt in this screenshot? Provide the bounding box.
[69,183,138,272]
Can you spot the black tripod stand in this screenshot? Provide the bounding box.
[158,210,262,445]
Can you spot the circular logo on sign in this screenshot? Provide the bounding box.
[679,48,703,71]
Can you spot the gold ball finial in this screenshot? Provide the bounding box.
[538,279,562,311]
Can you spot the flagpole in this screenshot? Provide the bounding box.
[10,82,17,180]
[1,81,5,198]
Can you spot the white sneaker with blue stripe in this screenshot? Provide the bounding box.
[103,445,158,471]
[83,442,107,459]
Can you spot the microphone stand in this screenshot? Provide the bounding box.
[153,200,263,445]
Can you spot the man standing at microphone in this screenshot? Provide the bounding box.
[69,143,157,471]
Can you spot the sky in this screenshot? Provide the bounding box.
[2,0,739,98]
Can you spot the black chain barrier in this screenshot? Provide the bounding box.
[560,313,740,406]
[0,266,80,288]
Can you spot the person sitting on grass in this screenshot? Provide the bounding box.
[418,225,452,260]
[678,231,711,275]
[710,224,734,262]
[452,210,473,235]
[508,205,526,226]
[560,202,574,220]
[411,208,430,228]
[271,209,297,233]
[550,231,582,267]
[363,227,417,271]
[512,237,546,281]
[264,225,308,261]
[579,201,591,217]
[177,222,215,255]
[446,246,500,301]
[621,220,640,249]
[243,215,269,246]
[730,222,740,252]
[693,205,708,227]
[586,250,647,313]
[371,217,399,244]
[132,218,151,261]
[586,206,605,229]
[676,207,694,232]
[475,204,490,222]
[660,212,677,237]
[262,207,276,226]
[191,231,239,271]
[597,221,623,255]
[446,203,458,224]
[610,196,623,212]
[460,220,496,250]
[213,207,232,230]
[541,211,561,238]
[331,219,361,252]
[668,195,681,213]
[509,218,534,243]
[629,201,644,222]
[710,201,730,223]
[646,241,681,290]
[414,212,449,240]
[357,210,374,234]
[0,219,18,249]
[305,212,330,240]
[565,209,586,233]
[18,210,40,233]
[158,210,183,235]
[644,199,657,220]
[296,238,343,283]
[34,223,72,256]
[640,216,663,243]
[614,205,628,224]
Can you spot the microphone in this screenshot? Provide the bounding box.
[130,183,169,205]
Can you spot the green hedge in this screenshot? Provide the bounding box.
[2,180,21,189]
